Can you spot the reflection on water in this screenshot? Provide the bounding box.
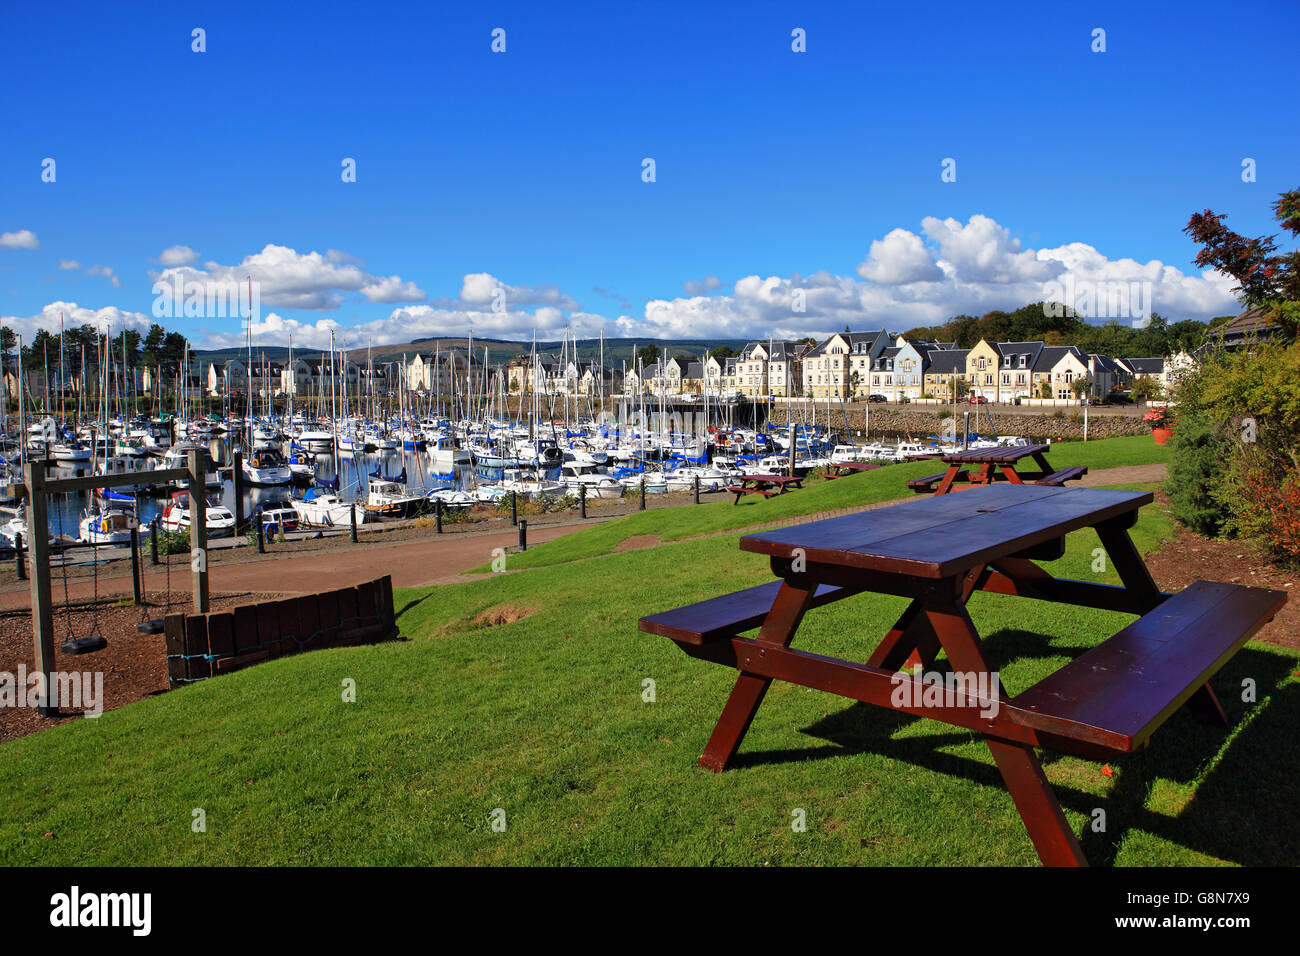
[39,437,471,539]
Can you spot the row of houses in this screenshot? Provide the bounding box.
[621,332,1196,404]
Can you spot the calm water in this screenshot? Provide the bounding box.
[37,438,471,544]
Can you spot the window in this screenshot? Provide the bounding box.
[977,357,986,370]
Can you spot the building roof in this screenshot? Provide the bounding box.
[925,349,969,374]
[1120,357,1164,376]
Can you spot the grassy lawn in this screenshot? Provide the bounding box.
[5,465,1296,866]
[485,435,1172,572]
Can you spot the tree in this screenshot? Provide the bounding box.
[1184,187,1299,338]
[1130,374,1163,403]
[1039,381,1052,399]
[635,344,661,367]
[1070,375,1092,400]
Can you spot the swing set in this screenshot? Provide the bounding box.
[7,446,211,717]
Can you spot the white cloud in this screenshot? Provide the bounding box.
[157,244,198,266]
[0,301,154,341]
[86,264,122,288]
[153,243,426,310]
[457,272,578,311]
[58,260,81,271]
[857,229,944,284]
[0,230,39,250]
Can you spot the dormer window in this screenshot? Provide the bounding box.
[1019,355,1027,368]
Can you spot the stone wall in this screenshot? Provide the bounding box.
[766,406,1151,442]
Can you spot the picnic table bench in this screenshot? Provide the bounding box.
[824,461,883,480]
[639,484,1286,866]
[732,474,803,504]
[921,444,1086,495]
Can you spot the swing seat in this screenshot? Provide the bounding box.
[137,619,165,635]
[61,635,108,655]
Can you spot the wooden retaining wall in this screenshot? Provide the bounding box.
[164,575,398,686]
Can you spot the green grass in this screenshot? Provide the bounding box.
[484,434,1172,572]
[4,466,1296,866]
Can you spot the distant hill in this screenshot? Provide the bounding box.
[193,336,752,368]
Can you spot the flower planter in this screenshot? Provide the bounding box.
[1152,427,1173,445]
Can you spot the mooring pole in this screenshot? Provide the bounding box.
[24,462,56,717]
[232,449,245,532]
[187,446,210,613]
[130,527,142,605]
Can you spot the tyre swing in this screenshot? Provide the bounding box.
[55,496,107,655]
[136,515,172,635]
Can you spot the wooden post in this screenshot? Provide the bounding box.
[640,477,646,510]
[350,504,358,542]
[14,532,25,580]
[130,527,142,605]
[187,446,209,613]
[232,449,245,532]
[24,462,56,717]
[579,483,586,518]
[787,423,796,477]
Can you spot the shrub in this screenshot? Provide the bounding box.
[1166,415,1234,537]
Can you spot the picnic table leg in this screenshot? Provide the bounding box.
[698,577,817,772]
[986,740,1089,866]
[868,568,983,671]
[932,465,962,496]
[921,587,1086,866]
[1001,465,1024,484]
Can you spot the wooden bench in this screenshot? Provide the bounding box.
[1034,466,1088,487]
[639,580,849,646]
[906,469,967,493]
[1012,580,1287,754]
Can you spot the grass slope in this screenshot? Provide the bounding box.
[4,468,1296,866]
[484,435,1172,572]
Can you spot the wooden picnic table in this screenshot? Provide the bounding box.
[913,444,1087,495]
[639,484,1286,865]
[732,473,803,504]
[823,461,883,480]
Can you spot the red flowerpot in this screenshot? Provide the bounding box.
[1152,427,1172,445]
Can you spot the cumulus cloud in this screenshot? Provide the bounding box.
[152,243,426,310]
[0,301,154,341]
[857,230,944,284]
[457,273,579,311]
[0,230,39,250]
[86,264,122,288]
[58,260,81,271]
[157,244,198,266]
[683,275,723,295]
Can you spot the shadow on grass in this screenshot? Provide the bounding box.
[731,642,1298,866]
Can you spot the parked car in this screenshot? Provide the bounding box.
[969,395,989,404]
[866,394,888,403]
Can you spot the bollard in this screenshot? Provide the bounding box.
[350,504,358,543]
[640,477,646,511]
[579,483,587,518]
[435,498,443,533]
[150,521,159,565]
[694,474,700,504]
[14,532,25,581]
[510,491,517,526]
[256,518,265,554]
[130,527,142,605]
[518,519,527,551]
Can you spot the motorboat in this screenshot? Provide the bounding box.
[242,449,293,486]
[157,491,237,538]
[292,486,362,528]
[79,507,138,546]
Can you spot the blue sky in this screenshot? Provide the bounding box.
[2,0,1296,349]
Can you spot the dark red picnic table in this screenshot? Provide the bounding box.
[910,444,1087,495]
[732,474,803,504]
[639,484,1287,865]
